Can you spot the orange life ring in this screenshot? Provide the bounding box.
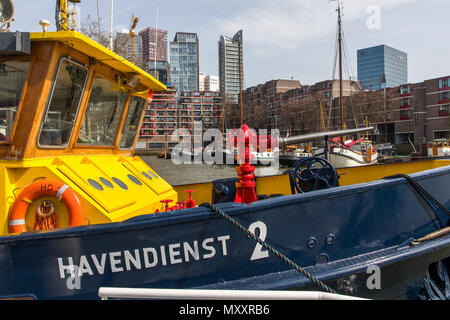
[9,180,84,234]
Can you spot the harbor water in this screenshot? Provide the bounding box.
[140,156,285,185]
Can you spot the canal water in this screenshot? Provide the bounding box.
[140,156,285,186]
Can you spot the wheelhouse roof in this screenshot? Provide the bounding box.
[30,31,167,92]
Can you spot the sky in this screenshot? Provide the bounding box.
[9,0,450,88]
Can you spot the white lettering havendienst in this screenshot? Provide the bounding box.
[57,235,231,280]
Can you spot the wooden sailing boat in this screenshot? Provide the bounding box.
[314,2,378,168]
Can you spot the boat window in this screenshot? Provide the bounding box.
[0,56,30,142]
[119,95,146,149]
[38,58,88,147]
[77,76,128,146]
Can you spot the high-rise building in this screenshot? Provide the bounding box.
[115,32,143,64]
[357,44,408,90]
[170,32,199,94]
[138,27,168,64]
[219,30,243,103]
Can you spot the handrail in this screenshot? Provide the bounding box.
[279,127,374,145]
[98,287,368,300]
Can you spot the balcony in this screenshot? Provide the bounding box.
[399,86,411,97]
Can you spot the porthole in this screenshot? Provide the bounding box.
[142,171,153,180]
[112,177,128,190]
[99,177,114,188]
[148,170,158,179]
[128,174,142,185]
[88,179,104,191]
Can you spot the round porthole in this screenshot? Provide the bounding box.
[142,171,153,180]
[88,179,104,191]
[148,170,158,179]
[99,177,114,188]
[128,174,142,185]
[112,177,128,190]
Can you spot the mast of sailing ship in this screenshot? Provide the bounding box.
[337,2,345,131]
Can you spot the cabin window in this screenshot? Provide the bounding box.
[119,95,146,149]
[0,56,30,142]
[38,58,88,147]
[77,76,128,146]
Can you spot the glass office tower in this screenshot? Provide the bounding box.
[170,32,199,94]
[357,45,407,90]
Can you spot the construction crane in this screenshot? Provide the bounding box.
[127,14,139,64]
[56,0,81,31]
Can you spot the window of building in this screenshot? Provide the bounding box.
[0,56,30,142]
[39,57,89,147]
[401,98,410,108]
[439,78,448,90]
[439,92,449,104]
[438,105,449,117]
[400,110,412,120]
[77,76,128,146]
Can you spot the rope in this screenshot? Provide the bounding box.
[384,174,450,217]
[200,202,337,294]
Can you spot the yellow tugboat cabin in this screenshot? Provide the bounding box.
[0,30,177,235]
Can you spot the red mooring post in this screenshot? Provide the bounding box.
[234,122,257,204]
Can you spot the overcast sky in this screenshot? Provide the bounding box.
[10,0,450,88]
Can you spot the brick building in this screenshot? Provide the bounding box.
[137,87,224,151]
[352,75,450,144]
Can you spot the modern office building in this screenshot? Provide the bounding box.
[170,32,199,94]
[148,60,170,85]
[357,45,408,90]
[219,30,243,103]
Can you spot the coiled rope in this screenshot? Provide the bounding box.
[200,202,336,294]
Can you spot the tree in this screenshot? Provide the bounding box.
[80,15,145,69]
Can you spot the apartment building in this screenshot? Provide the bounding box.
[244,79,362,134]
[219,30,243,103]
[179,90,223,131]
[138,85,178,150]
[347,75,450,144]
[138,27,168,64]
[137,87,224,151]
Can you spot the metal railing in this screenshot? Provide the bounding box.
[98,287,368,300]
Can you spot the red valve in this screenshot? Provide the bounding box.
[160,199,173,212]
[185,190,196,208]
[176,201,186,209]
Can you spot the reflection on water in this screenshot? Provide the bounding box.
[140,156,285,186]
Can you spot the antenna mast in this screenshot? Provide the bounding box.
[109,0,114,50]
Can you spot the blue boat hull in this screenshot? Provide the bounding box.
[1,166,449,300]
